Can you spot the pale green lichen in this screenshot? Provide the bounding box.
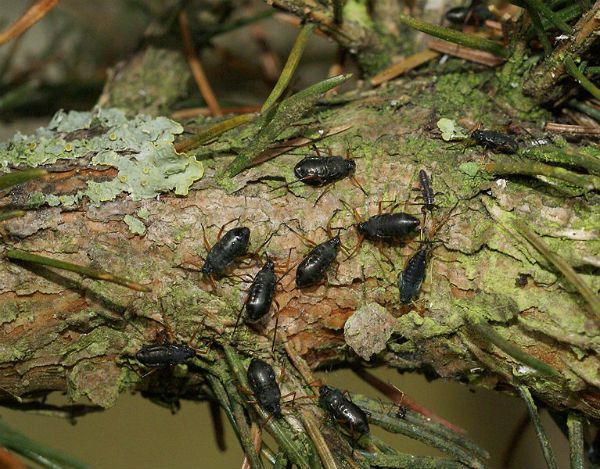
[137,207,150,220]
[437,118,468,142]
[124,215,146,235]
[0,108,204,206]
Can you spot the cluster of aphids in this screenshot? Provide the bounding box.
[133,144,459,439]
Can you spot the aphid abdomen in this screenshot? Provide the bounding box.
[319,385,369,435]
[245,266,277,323]
[361,213,420,240]
[202,227,250,276]
[247,358,282,417]
[296,238,340,288]
[471,130,519,154]
[418,170,435,211]
[136,344,196,367]
[398,246,429,304]
[294,156,354,186]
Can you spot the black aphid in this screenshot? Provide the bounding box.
[472,129,519,154]
[418,170,435,215]
[202,226,250,277]
[296,235,342,288]
[357,213,420,241]
[398,241,433,304]
[247,358,282,418]
[244,259,277,323]
[294,156,356,187]
[136,343,196,368]
[319,385,370,435]
[445,0,495,25]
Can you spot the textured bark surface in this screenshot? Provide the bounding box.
[0,59,598,425]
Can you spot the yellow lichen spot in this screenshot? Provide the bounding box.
[119,175,128,183]
[27,143,37,151]
[143,167,150,175]
[64,143,73,152]
[109,132,117,141]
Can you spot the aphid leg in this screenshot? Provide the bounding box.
[324,208,344,239]
[271,300,281,352]
[378,247,396,271]
[231,303,245,341]
[313,184,333,206]
[159,298,176,343]
[200,223,212,252]
[283,222,317,248]
[350,175,368,197]
[216,217,241,241]
[188,316,208,348]
[339,200,365,259]
[140,368,159,380]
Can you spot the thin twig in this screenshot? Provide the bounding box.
[178,11,222,117]
[0,0,59,47]
[298,409,338,469]
[262,23,316,112]
[425,39,503,67]
[351,368,467,434]
[371,50,440,86]
[525,2,553,55]
[545,122,600,135]
[242,423,263,469]
[221,377,264,469]
[567,413,585,469]
[6,249,151,292]
[222,346,311,468]
[515,385,558,469]
[350,394,490,469]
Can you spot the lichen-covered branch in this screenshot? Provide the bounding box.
[265,0,407,74]
[0,64,598,430]
[524,0,600,104]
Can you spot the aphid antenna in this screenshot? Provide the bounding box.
[339,198,363,227]
[230,303,246,341]
[350,175,369,197]
[428,200,461,239]
[268,177,307,194]
[282,221,318,249]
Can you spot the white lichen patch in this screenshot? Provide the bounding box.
[344,302,395,360]
[0,108,204,206]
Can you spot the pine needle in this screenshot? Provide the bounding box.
[396,14,507,58]
[0,0,59,47]
[515,385,557,469]
[0,168,47,190]
[564,56,600,100]
[262,23,316,112]
[6,249,151,292]
[567,412,585,469]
